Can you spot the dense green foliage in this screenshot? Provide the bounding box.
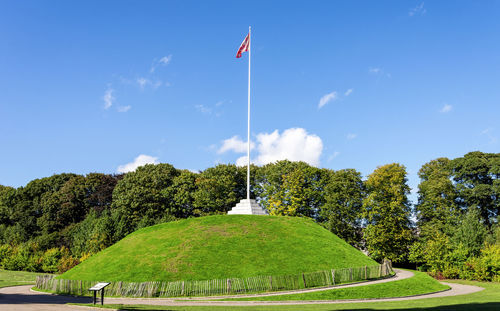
[363,163,413,262]
[257,161,325,218]
[224,270,448,301]
[320,169,364,249]
[0,151,498,283]
[59,215,376,282]
[411,151,499,281]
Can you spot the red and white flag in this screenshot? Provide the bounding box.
[236,33,250,58]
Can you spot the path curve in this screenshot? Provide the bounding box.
[104,281,483,306]
[0,270,484,310]
[0,285,89,311]
[174,268,413,300]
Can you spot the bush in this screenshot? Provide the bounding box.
[468,244,500,281]
[0,244,13,267]
[41,248,61,273]
[58,246,79,273]
[1,244,33,271]
[441,263,461,279]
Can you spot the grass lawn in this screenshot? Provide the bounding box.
[61,215,376,282]
[220,270,449,301]
[0,269,48,288]
[72,279,500,311]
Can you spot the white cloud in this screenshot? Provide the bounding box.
[117,154,159,173]
[318,91,338,109]
[235,156,248,167]
[150,54,173,73]
[440,104,452,113]
[136,78,164,90]
[344,89,353,96]
[369,67,391,78]
[328,151,340,162]
[481,128,498,144]
[481,128,491,135]
[137,77,149,89]
[231,128,323,167]
[218,136,255,154]
[103,88,115,110]
[409,2,426,17]
[347,133,357,140]
[195,104,212,115]
[159,55,172,65]
[195,101,226,116]
[153,81,162,89]
[117,105,131,113]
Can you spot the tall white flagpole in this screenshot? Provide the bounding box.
[247,26,251,201]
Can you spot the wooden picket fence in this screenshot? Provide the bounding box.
[36,260,392,298]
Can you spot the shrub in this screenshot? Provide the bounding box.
[41,248,61,273]
[0,244,13,267]
[474,244,500,281]
[58,246,79,273]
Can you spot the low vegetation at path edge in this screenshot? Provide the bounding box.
[60,215,376,282]
[222,269,448,301]
[0,269,48,288]
[73,279,499,311]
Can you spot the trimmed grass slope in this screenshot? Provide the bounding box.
[60,215,376,282]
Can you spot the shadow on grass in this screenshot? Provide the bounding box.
[105,302,500,311]
[359,303,500,311]
[347,303,500,311]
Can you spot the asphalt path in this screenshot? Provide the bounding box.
[0,269,484,310]
[0,285,90,311]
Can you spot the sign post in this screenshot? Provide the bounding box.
[89,282,110,305]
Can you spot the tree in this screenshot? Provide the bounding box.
[0,185,16,244]
[363,163,413,262]
[450,151,500,227]
[37,175,89,235]
[84,173,122,214]
[111,163,180,234]
[0,185,15,226]
[451,208,487,257]
[320,169,365,248]
[70,210,115,258]
[167,169,198,218]
[267,168,310,216]
[9,173,76,243]
[192,164,246,215]
[256,160,324,219]
[416,158,459,227]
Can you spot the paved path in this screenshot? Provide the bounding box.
[0,285,90,311]
[0,269,485,310]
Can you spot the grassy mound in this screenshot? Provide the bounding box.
[60,215,376,282]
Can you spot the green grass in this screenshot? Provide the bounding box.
[221,270,449,301]
[60,215,376,283]
[72,279,500,311]
[0,269,49,288]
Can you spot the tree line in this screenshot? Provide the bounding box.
[0,151,498,281]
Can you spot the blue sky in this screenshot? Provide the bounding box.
[1,1,499,201]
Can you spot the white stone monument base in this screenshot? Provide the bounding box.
[227,199,268,215]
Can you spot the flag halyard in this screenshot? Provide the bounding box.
[236,33,250,58]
